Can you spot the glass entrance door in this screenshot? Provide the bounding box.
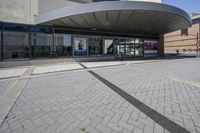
[114,39,126,57]
[126,45,135,57]
[134,38,144,57]
[134,44,143,56]
[114,38,144,58]
[125,39,135,57]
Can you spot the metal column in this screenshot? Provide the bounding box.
[1,24,3,61]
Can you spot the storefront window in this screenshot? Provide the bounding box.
[0,27,2,61]
[31,33,53,58]
[125,39,135,57]
[135,38,143,44]
[88,37,102,55]
[104,39,114,55]
[55,34,72,56]
[114,39,126,56]
[74,37,87,56]
[144,40,158,57]
[134,38,144,56]
[3,31,30,60]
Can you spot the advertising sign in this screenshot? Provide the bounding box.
[144,40,158,54]
[74,37,87,55]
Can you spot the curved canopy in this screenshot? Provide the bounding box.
[35,1,191,35]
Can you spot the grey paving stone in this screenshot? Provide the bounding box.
[1,58,200,133]
[94,58,200,132]
[0,69,162,133]
[0,78,16,97]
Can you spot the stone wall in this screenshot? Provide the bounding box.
[0,0,37,24]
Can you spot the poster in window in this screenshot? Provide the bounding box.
[74,37,87,55]
[144,40,158,54]
[104,39,114,55]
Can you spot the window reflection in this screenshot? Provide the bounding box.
[31,33,53,58]
[1,30,159,60]
[3,31,29,60]
[55,34,72,56]
[88,37,102,55]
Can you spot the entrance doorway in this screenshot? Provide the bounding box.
[114,38,144,58]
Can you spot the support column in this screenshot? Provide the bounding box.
[1,24,4,61]
[72,35,74,57]
[158,34,164,57]
[197,33,199,53]
[52,27,55,57]
[28,32,33,59]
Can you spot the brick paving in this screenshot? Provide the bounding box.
[94,58,200,133]
[0,71,166,133]
[0,78,16,97]
[0,58,200,133]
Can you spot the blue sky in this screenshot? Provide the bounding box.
[162,0,200,14]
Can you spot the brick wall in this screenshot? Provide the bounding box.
[164,23,200,53]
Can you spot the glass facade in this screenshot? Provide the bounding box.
[134,38,144,57]
[144,40,158,57]
[88,36,103,55]
[31,33,53,58]
[125,39,135,57]
[114,38,144,58]
[0,25,3,61]
[0,22,159,61]
[74,36,87,56]
[3,31,30,60]
[104,39,114,55]
[55,34,72,57]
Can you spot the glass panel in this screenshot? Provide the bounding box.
[3,31,29,60]
[31,33,53,58]
[74,37,87,56]
[144,40,158,57]
[135,44,143,56]
[126,45,135,56]
[125,38,135,57]
[0,27,1,61]
[55,34,72,57]
[134,38,144,57]
[88,37,102,55]
[135,38,143,44]
[114,39,126,56]
[104,39,114,55]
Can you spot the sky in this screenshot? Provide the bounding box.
[162,0,200,14]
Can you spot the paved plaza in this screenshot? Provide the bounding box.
[0,58,200,133]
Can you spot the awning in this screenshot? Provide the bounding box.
[35,1,191,35]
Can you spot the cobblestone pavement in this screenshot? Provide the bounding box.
[0,58,200,133]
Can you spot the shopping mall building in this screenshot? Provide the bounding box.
[0,0,191,62]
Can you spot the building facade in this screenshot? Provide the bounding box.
[0,0,191,61]
[164,14,200,53]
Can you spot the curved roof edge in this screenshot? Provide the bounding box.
[35,1,191,25]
